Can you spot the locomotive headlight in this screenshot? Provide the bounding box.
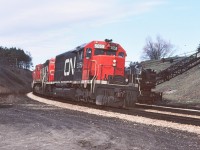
[113,59,117,67]
[113,59,116,63]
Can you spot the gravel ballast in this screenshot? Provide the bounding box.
[27,93,200,135]
[0,94,199,150]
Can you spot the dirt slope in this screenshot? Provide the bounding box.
[155,65,200,108]
[141,57,184,72]
[142,59,200,109]
[0,66,32,94]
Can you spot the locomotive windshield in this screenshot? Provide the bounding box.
[106,51,116,56]
[94,49,116,56]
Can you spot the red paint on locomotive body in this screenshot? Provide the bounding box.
[41,58,55,82]
[32,58,55,83]
[32,64,43,82]
[48,58,55,82]
[82,40,126,81]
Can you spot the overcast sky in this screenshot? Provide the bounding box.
[0,0,200,67]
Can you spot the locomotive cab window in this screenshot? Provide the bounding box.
[86,48,92,59]
[94,49,116,56]
[95,49,104,55]
[106,50,116,56]
[118,52,125,58]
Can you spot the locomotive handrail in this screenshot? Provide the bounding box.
[90,60,97,93]
[91,60,97,78]
[41,73,47,92]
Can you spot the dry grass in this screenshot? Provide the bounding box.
[141,59,200,109]
[141,57,184,72]
[155,65,200,108]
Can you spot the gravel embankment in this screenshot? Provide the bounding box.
[27,93,200,135]
[0,94,199,150]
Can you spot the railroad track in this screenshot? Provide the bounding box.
[132,103,200,126]
[28,93,200,127]
[60,100,199,126]
[135,103,200,116]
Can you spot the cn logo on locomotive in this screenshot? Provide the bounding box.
[64,57,76,76]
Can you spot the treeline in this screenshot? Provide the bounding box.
[0,46,32,69]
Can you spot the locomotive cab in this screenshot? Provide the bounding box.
[76,40,138,107]
[82,40,126,84]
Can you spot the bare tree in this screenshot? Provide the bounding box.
[197,44,200,52]
[0,46,32,69]
[142,36,175,60]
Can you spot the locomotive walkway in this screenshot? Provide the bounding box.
[156,51,200,85]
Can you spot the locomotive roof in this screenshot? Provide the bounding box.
[56,43,87,58]
[55,40,125,58]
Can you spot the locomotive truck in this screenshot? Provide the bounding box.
[32,39,161,107]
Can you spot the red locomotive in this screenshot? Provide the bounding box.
[32,64,43,82]
[32,39,161,107]
[41,58,55,82]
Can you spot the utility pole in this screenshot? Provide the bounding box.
[16,58,17,68]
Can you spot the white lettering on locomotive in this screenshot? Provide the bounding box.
[110,46,118,50]
[94,44,105,49]
[64,57,76,76]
